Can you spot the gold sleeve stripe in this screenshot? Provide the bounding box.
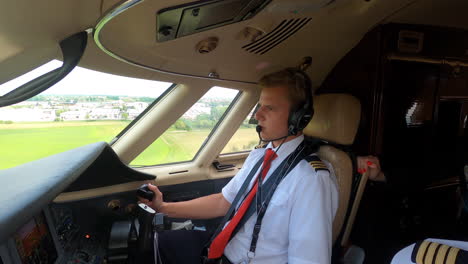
[310,166,328,169]
[416,241,431,264]
[446,247,460,264]
[435,245,450,264]
[424,242,439,264]
[309,162,327,167]
[309,164,328,168]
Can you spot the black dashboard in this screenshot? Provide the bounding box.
[1,194,142,264]
[0,142,229,264]
[0,142,156,264]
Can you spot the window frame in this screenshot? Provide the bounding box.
[110,83,177,145]
[218,102,258,155]
[129,88,243,168]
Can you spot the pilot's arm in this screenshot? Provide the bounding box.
[139,149,260,219]
[288,162,339,264]
[357,155,386,182]
[357,155,426,192]
[140,184,231,219]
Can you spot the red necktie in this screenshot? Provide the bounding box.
[208,148,278,259]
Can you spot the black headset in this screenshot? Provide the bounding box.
[286,68,314,136]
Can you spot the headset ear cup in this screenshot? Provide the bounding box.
[297,109,310,133]
[299,110,312,131]
[288,125,297,136]
[286,67,314,136]
[288,109,306,136]
[288,111,298,136]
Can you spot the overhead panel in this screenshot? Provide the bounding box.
[156,0,271,42]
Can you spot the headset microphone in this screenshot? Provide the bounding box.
[256,125,289,142]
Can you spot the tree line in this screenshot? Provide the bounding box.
[171,105,255,131]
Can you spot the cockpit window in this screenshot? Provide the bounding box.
[0,60,173,170]
[130,86,239,167]
[221,106,257,154]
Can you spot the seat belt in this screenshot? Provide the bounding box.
[205,157,265,246]
[206,142,314,254]
[230,142,307,238]
[235,142,315,257]
[202,154,292,262]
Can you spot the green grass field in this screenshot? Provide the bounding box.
[0,121,257,169]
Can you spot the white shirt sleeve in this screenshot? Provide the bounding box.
[288,163,338,264]
[222,168,245,204]
[222,150,262,204]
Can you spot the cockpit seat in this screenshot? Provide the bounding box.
[303,93,361,244]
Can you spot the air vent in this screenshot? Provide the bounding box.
[242,18,312,55]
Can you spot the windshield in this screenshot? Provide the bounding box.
[0,60,173,170]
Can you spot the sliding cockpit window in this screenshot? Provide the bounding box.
[130,86,240,167]
[0,60,173,170]
[221,105,258,154]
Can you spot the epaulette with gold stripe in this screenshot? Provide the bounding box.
[254,143,267,149]
[304,155,329,172]
[411,240,468,264]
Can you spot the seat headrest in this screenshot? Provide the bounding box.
[303,94,361,145]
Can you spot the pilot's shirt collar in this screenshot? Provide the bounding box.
[265,134,304,159]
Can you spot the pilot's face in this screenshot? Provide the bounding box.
[255,85,291,146]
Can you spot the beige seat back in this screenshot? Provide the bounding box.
[303,93,361,244]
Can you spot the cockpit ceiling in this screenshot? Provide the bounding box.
[384,0,468,30]
[92,0,418,85]
[1,0,468,88]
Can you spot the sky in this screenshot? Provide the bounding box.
[0,60,238,99]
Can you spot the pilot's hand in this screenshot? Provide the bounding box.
[357,155,386,182]
[138,183,165,212]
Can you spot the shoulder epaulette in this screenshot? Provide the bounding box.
[254,143,267,149]
[411,240,468,264]
[305,155,329,172]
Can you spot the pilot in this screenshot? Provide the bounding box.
[356,156,468,264]
[139,68,339,264]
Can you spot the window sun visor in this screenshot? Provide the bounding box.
[0,31,87,107]
[156,0,271,42]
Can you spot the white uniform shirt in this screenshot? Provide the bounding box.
[222,135,339,264]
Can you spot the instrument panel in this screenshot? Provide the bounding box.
[1,204,111,264]
[13,212,58,264]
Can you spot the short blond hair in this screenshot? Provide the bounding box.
[259,68,311,110]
